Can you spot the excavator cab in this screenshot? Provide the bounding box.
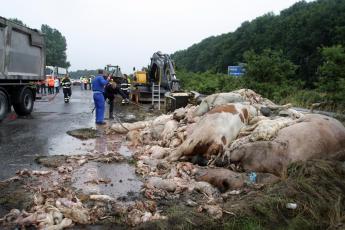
[104,65,124,84]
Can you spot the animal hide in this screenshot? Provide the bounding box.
[228,114,345,175]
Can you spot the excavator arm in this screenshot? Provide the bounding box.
[149,51,180,92]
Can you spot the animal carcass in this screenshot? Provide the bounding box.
[167,103,257,162]
[228,114,345,175]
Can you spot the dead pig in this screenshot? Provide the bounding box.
[227,114,345,175]
[167,103,257,162]
[195,168,247,192]
[145,177,177,192]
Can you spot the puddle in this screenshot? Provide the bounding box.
[49,131,130,157]
[116,113,138,123]
[93,134,125,153]
[72,162,143,200]
[48,133,94,155]
[110,101,160,122]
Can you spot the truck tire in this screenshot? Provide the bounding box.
[13,88,34,116]
[0,91,9,121]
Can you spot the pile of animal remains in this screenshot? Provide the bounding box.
[0,152,166,229]
[1,89,344,229]
[111,89,345,218]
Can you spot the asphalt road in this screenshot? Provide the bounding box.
[0,87,97,180]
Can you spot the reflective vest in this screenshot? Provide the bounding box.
[62,78,71,88]
[48,78,55,87]
[120,79,130,92]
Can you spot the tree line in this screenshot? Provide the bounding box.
[177,45,345,112]
[69,69,97,79]
[9,18,70,68]
[172,0,345,88]
[172,0,345,112]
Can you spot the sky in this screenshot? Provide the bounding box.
[0,0,309,72]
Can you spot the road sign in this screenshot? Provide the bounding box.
[228,66,244,76]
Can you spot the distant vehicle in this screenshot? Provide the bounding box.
[104,65,124,84]
[45,66,68,79]
[70,79,80,86]
[0,16,45,121]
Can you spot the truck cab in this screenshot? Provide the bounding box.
[45,66,67,82]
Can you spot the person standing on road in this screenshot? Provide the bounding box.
[83,77,88,90]
[105,79,128,119]
[36,81,41,94]
[61,75,72,103]
[120,75,130,104]
[54,77,60,94]
[89,76,94,90]
[41,79,47,94]
[88,77,92,90]
[47,77,50,94]
[92,69,108,125]
[48,77,55,94]
[80,76,84,90]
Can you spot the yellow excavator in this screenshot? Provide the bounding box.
[104,53,191,111]
[132,51,180,103]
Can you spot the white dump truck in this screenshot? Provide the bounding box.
[0,16,45,121]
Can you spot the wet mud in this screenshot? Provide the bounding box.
[36,155,68,168]
[0,89,168,229]
[0,179,35,217]
[72,162,143,201]
[67,128,100,140]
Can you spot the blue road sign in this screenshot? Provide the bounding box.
[228,66,244,76]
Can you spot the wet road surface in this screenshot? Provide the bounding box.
[0,87,99,180]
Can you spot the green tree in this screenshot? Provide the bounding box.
[177,70,244,95]
[6,18,70,69]
[243,49,300,102]
[41,24,70,68]
[317,45,345,105]
[69,69,97,79]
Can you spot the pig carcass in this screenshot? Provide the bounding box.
[227,114,345,175]
[167,103,258,162]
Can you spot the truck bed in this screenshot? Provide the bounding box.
[0,16,45,82]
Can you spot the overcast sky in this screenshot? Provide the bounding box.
[1,0,308,72]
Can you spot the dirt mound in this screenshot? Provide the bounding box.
[67,128,99,140]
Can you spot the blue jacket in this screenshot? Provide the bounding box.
[92,75,108,93]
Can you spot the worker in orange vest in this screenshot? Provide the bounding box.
[48,77,55,94]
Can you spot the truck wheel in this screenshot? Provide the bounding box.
[13,88,34,116]
[0,91,9,121]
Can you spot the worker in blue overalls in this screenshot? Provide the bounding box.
[92,69,108,125]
